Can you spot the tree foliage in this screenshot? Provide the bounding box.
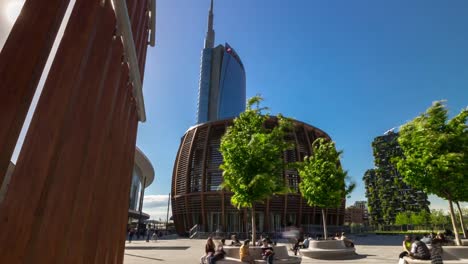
[393,101,468,244]
[395,212,410,226]
[298,138,355,238]
[219,96,293,243]
[298,138,354,208]
[430,209,449,228]
[219,96,293,208]
[394,101,468,201]
[410,210,429,227]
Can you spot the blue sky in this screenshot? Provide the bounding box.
[2,0,467,219]
[137,0,468,217]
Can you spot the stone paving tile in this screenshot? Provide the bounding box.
[124,236,402,264]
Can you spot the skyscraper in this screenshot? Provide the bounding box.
[196,0,246,124]
[363,131,430,226]
[172,1,346,236]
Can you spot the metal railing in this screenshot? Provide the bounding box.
[189,224,200,239]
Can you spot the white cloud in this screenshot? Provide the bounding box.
[143,194,172,221]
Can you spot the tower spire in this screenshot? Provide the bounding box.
[204,0,215,48]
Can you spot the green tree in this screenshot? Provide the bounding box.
[219,96,293,243]
[410,211,429,230]
[297,138,355,239]
[393,101,468,245]
[395,212,410,230]
[430,209,449,230]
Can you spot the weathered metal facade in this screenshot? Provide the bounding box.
[171,118,346,236]
[0,0,154,263]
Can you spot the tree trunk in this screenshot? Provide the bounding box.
[322,209,328,240]
[455,201,467,239]
[448,199,462,246]
[251,205,256,244]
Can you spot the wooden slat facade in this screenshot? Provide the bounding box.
[171,118,346,236]
[0,0,70,185]
[0,0,152,263]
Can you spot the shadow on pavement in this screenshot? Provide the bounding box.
[125,253,164,261]
[305,253,374,260]
[125,246,190,250]
[351,235,402,246]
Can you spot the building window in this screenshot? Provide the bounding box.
[226,212,240,233]
[288,173,299,192]
[129,169,142,210]
[270,213,282,232]
[206,171,222,191]
[208,212,221,232]
[287,213,296,226]
[255,212,264,233]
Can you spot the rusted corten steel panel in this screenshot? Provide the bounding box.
[134,0,148,51]
[0,0,70,188]
[115,95,139,264]
[60,35,125,263]
[95,75,129,264]
[127,0,140,39]
[0,1,108,261]
[0,0,151,263]
[93,77,132,264]
[24,3,119,263]
[171,118,347,235]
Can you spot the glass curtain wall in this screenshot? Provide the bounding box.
[129,167,142,211]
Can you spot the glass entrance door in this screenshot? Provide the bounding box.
[208,212,221,232]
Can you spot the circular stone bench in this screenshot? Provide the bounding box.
[462,239,468,246]
[300,240,356,259]
[403,246,468,264]
[216,245,301,264]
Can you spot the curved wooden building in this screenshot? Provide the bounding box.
[171,117,345,236]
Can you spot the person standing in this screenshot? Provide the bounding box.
[128,228,135,243]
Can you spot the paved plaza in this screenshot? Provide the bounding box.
[124,235,402,264]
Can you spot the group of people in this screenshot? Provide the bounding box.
[288,232,354,256]
[398,233,448,264]
[201,237,227,264]
[127,227,161,243]
[240,238,275,264]
[200,236,277,264]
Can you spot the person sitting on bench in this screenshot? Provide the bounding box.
[409,236,431,260]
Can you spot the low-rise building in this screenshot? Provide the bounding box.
[128,147,155,224]
[345,201,369,225]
